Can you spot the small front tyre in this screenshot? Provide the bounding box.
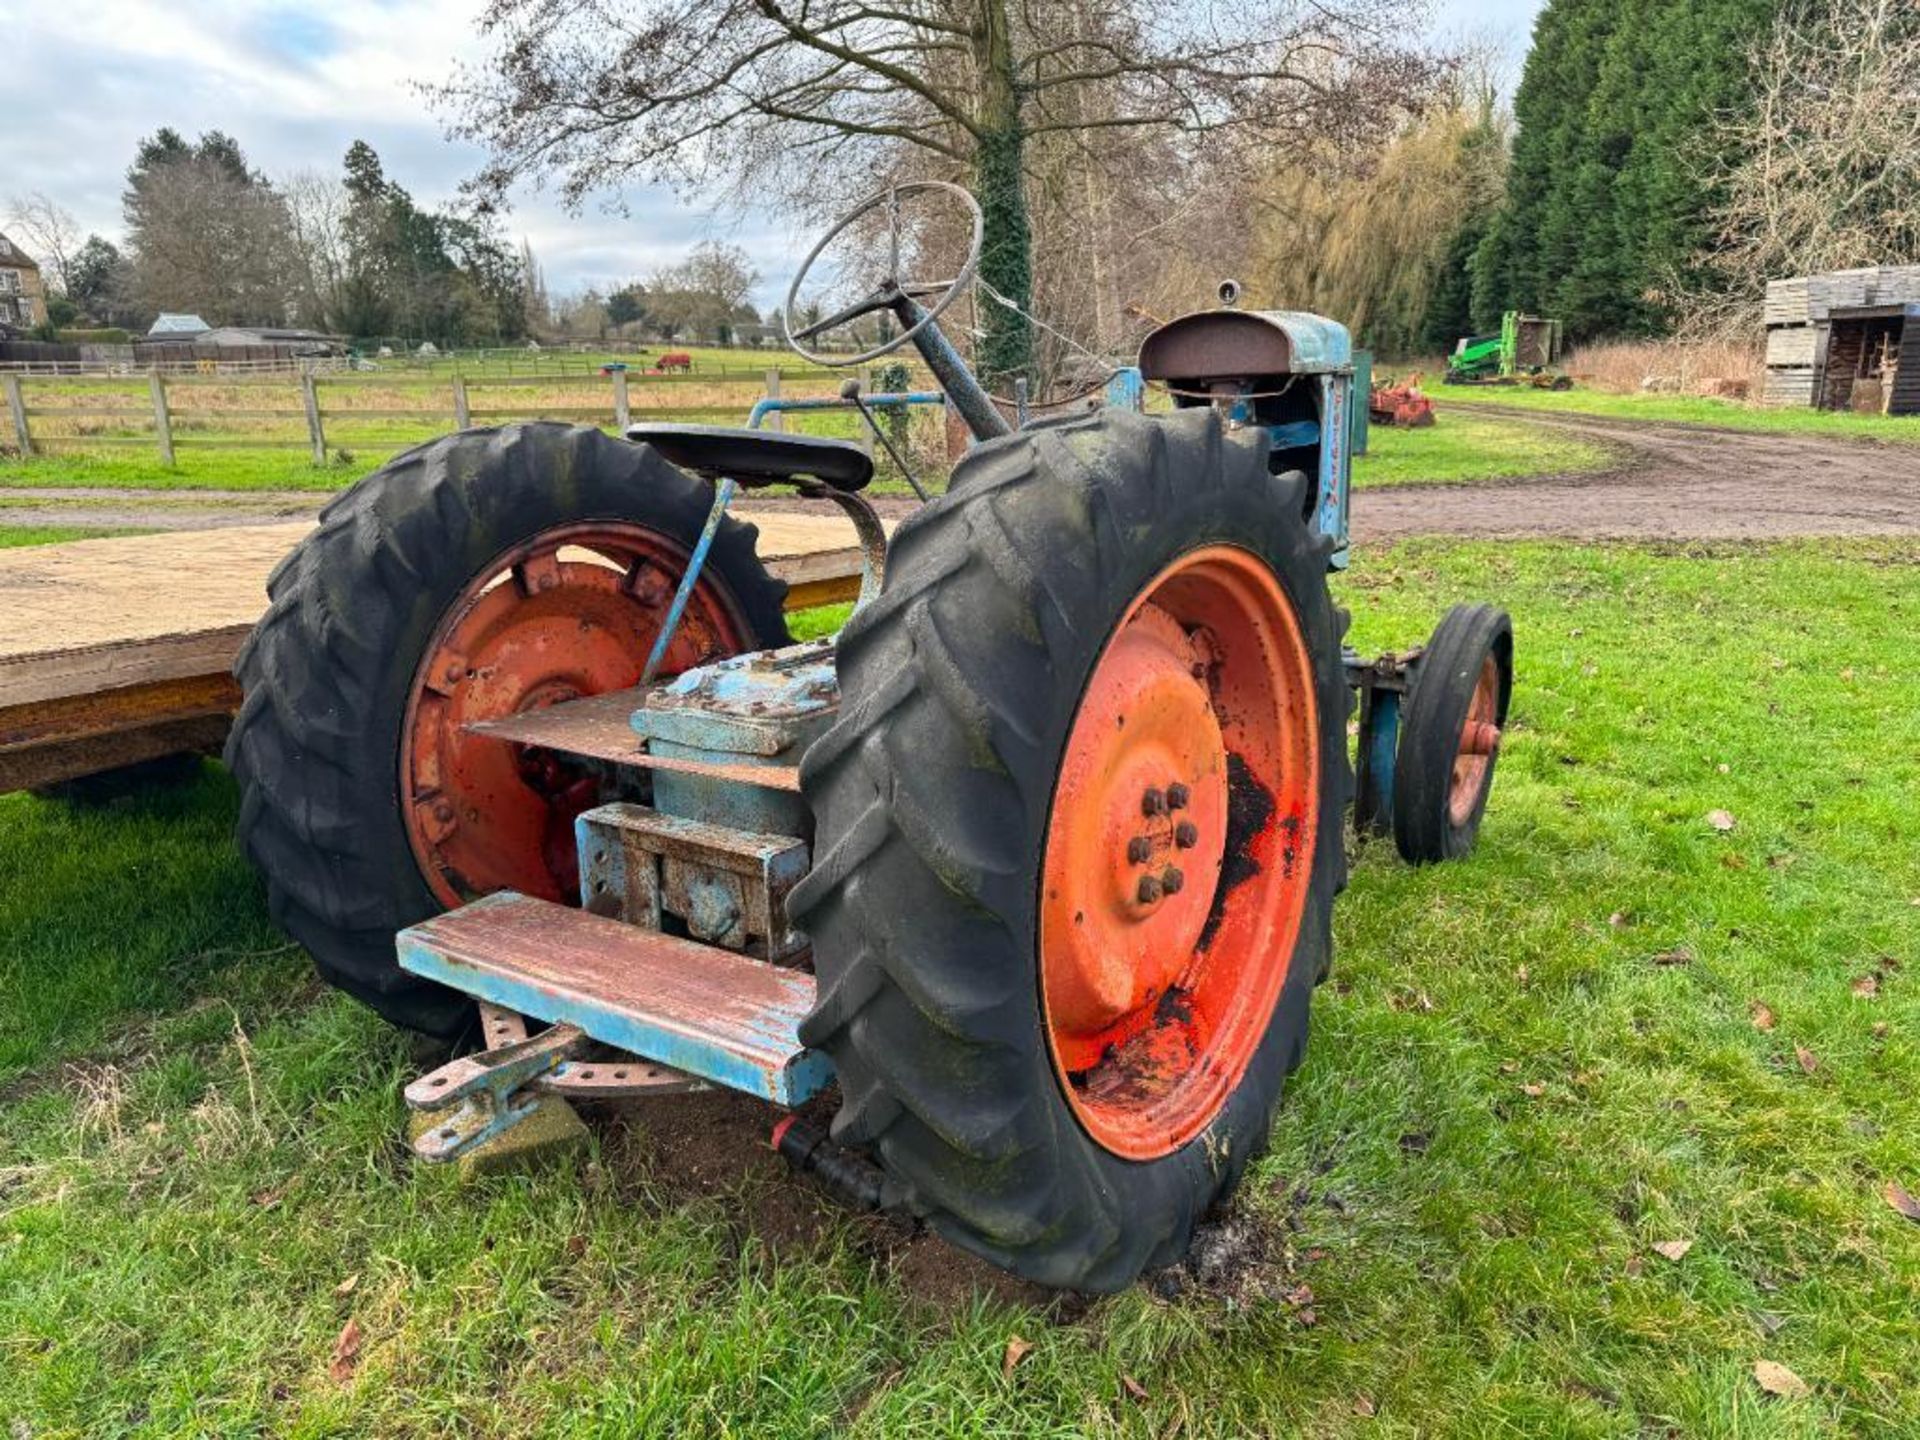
[1392,603,1513,864]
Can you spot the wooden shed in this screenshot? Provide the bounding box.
[1764,266,1920,414]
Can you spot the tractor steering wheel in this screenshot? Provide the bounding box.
[783,181,984,368]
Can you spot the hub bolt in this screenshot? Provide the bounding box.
[1142,787,1167,817]
[1161,866,1185,895]
[1174,821,1199,849]
[1126,836,1152,865]
[1167,782,1191,810]
[1137,874,1163,904]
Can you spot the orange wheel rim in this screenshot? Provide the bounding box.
[1039,545,1319,1160]
[1449,657,1501,826]
[400,521,752,908]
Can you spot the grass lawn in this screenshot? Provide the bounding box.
[3,539,1916,1435]
[1434,385,1920,444]
[0,525,134,547]
[1353,412,1617,488]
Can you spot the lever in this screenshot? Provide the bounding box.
[839,378,930,503]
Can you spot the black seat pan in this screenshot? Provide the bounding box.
[624,423,874,492]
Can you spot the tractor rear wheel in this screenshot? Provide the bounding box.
[226,423,790,1037]
[791,407,1352,1291]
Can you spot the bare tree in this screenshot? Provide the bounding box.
[282,168,353,331]
[1686,0,1920,333]
[647,240,761,342]
[434,0,1443,378]
[4,192,82,294]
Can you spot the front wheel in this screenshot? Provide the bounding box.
[791,407,1352,1291]
[1392,603,1513,864]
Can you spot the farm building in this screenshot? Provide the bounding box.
[1763,266,1920,415]
[0,231,50,331]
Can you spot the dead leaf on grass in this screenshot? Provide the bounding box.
[1608,911,1630,928]
[332,1274,358,1299]
[1002,1336,1033,1379]
[1752,1359,1809,1399]
[1852,975,1879,999]
[1624,1255,1644,1277]
[329,1317,363,1384]
[1706,809,1737,832]
[1353,1393,1377,1417]
[1750,1001,1777,1031]
[1795,1046,1819,1075]
[1521,1082,1546,1098]
[1872,1022,1890,1040]
[1120,1374,1150,1403]
[1515,963,1529,985]
[250,1177,296,1210]
[1883,1181,1920,1222]
[1649,947,1693,967]
[1651,1239,1693,1262]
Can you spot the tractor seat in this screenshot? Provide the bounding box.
[624,423,874,492]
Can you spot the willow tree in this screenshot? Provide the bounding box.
[435,0,1440,380]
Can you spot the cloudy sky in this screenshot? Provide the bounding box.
[5,0,1545,309]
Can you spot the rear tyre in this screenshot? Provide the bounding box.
[790,407,1352,1291]
[225,423,789,1036]
[1392,603,1512,864]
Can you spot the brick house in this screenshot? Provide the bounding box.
[0,231,49,330]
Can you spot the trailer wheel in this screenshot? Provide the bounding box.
[225,423,789,1037]
[1392,603,1512,864]
[790,407,1352,1291]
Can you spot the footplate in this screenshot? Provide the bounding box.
[398,891,833,1104]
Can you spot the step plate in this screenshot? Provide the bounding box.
[397,892,831,1105]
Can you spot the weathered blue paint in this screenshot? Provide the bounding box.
[1250,311,1352,373]
[1267,419,1321,449]
[1315,373,1352,570]
[745,391,945,429]
[1351,350,1373,457]
[642,475,736,684]
[398,892,834,1105]
[1105,366,1145,412]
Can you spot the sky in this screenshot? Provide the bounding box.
[1,0,1546,310]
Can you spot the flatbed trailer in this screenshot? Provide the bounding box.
[0,516,877,795]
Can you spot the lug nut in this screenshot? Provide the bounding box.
[1126,836,1152,865]
[1174,821,1199,849]
[1137,874,1162,904]
[1142,787,1167,817]
[1161,866,1185,895]
[1167,782,1190,810]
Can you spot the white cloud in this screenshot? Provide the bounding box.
[4,0,808,305]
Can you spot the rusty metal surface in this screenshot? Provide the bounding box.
[471,1003,705,1097]
[398,891,831,1103]
[578,802,810,959]
[464,689,805,792]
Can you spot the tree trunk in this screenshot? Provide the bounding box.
[972,0,1032,384]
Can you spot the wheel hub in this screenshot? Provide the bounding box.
[1038,546,1320,1161]
[401,522,750,908]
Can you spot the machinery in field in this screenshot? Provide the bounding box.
[227,184,1513,1292]
[1444,311,1572,388]
[1369,373,1436,428]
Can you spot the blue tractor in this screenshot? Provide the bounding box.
[228,184,1512,1290]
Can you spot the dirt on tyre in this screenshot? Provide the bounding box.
[1392,602,1513,864]
[790,407,1352,1291]
[225,422,790,1037]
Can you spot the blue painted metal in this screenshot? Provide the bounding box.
[897,294,1011,440]
[1249,311,1352,373]
[642,475,735,684]
[1351,350,1373,457]
[633,641,839,835]
[745,391,945,428]
[1268,419,1321,449]
[1105,366,1145,412]
[398,891,834,1105]
[1314,372,1353,570]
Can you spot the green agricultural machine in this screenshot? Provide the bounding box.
[226,184,1514,1291]
[1444,311,1571,388]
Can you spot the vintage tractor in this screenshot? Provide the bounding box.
[227,184,1513,1291]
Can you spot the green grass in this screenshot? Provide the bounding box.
[0,525,137,547]
[1435,385,1920,443]
[1354,412,1617,488]
[3,539,1916,1435]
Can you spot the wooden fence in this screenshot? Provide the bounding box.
[0,366,912,464]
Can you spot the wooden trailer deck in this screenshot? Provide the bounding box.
[0,513,876,794]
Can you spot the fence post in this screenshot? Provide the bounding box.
[763,369,783,432]
[611,369,630,430]
[452,375,471,429]
[2,375,31,457]
[300,372,326,464]
[148,373,175,466]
